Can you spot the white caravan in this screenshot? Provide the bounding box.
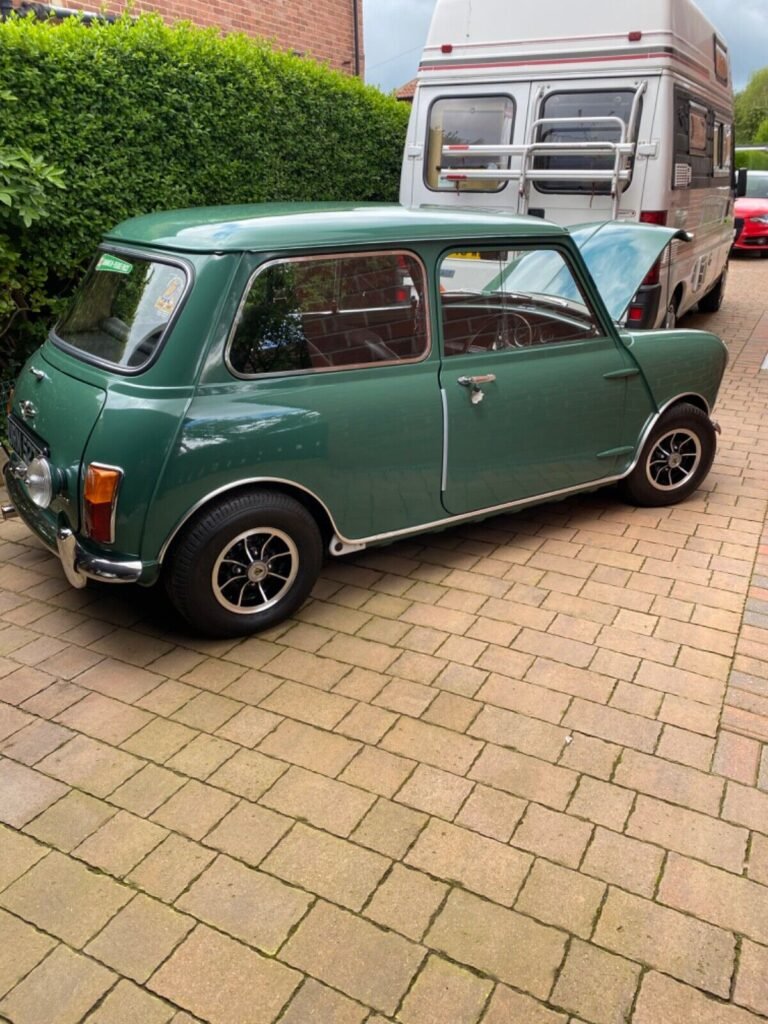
[399,0,734,328]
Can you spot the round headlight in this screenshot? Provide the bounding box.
[24,457,54,509]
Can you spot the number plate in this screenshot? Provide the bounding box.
[7,414,48,463]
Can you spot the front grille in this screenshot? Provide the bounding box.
[734,217,745,240]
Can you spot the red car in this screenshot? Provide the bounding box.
[733,170,768,256]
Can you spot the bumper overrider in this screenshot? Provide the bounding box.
[2,458,143,587]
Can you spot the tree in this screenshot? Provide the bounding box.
[734,68,768,146]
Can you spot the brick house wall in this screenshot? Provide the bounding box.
[10,0,365,75]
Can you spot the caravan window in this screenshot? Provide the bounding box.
[534,90,637,195]
[425,96,515,193]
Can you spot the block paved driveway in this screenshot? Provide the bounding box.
[0,258,767,1024]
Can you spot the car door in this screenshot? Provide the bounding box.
[438,243,651,516]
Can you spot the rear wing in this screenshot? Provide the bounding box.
[434,82,648,219]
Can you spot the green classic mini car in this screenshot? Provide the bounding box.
[3,204,727,636]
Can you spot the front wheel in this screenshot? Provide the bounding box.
[165,490,323,637]
[619,403,716,507]
[698,267,727,313]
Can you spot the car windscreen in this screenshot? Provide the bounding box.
[53,252,188,371]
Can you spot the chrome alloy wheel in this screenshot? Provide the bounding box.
[212,528,299,614]
[645,428,702,491]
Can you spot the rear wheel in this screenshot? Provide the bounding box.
[662,292,680,329]
[698,267,727,313]
[619,403,716,507]
[165,490,323,637]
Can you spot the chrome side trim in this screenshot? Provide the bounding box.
[440,387,449,492]
[157,392,713,562]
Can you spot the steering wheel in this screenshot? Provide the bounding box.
[461,311,534,352]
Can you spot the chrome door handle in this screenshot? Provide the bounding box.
[457,374,496,387]
[457,373,496,405]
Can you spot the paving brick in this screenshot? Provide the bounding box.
[0,757,68,827]
[432,661,488,698]
[149,925,301,1024]
[164,733,238,779]
[0,825,47,891]
[37,735,143,798]
[21,680,85,718]
[525,658,614,703]
[395,763,472,819]
[475,674,569,727]
[135,680,199,717]
[55,692,152,746]
[24,790,116,852]
[340,745,414,797]
[74,810,168,876]
[656,724,715,770]
[567,777,634,831]
[0,908,56,998]
[512,803,592,868]
[257,718,360,777]
[202,801,292,867]
[262,823,389,910]
[734,939,768,1016]
[550,939,640,1024]
[75,658,164,702]
[120,718,198,763]
[0,716,73,765]
[127,834,216,902]
[633,970,763,1024]
[170,692,242,732]
[206,748,288,802]
[468,705,568,762]
[454,784,526,841]
[581,827,664,897]
[278,979,368,1024]
[426,888,566,1000]
[563,699,661,753]
[352,798,427,859]
[613,749,724,814]
[558,733,621,780]
[406,819,531,906]
[215,705,282,747]
[482,986,567,1024]
[258,646,351,689]
[0,850,131,947]
[0,944,115,1024]
[335,702,397,744]
[260,680,354,729]
[627,794,748,872]
[82,978,175,1024]
[516,859,604,938]
[594,887,735,995]
[85,892,194,982]
[470,744,578,809]
[381,717,482,775]
[281,901,425,1015]
[659,853,768,945]
[398,955,492,1024]
[634,660,724,704]
[722,781,768,834]
[150,780,237,840]
[0,665,55,705]
[364,864,447,940]
[748,833,768,886]
[108,763,185,816]
[421,690,480,733]
[382,656,445,690]
[658,692,721,736]
[177,854,312,953]
[260,765,376,837]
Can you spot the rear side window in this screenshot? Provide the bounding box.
[227,252,429,377]
[425,96,515,192]
[54,252,188,371]
[535,90,637,194]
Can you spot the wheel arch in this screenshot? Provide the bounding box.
[158,478,337,566]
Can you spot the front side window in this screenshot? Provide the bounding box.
[535,90,637,194]
[228,252,428,376]
[440,247,601,356]
[426,95,515,192]
[54,252,187,370]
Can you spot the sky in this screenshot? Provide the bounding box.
[363,0,768,94]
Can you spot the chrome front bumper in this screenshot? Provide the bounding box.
[2,460,143,587]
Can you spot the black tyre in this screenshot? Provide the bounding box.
[662,292,679,329]
[698,267,727,313]
[165,490,323,637]
[619,403,716,508]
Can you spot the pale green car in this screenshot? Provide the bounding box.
[3,204,727,636]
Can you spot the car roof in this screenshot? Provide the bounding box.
[104,202,567,254]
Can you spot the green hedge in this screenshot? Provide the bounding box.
[735,150,768,170]
[0,13,410,370]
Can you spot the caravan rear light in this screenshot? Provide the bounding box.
[640,211,668,226]
[628,30,642,41]
[441,44,453,53]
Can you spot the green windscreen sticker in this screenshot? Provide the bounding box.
[96,253,133,275]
